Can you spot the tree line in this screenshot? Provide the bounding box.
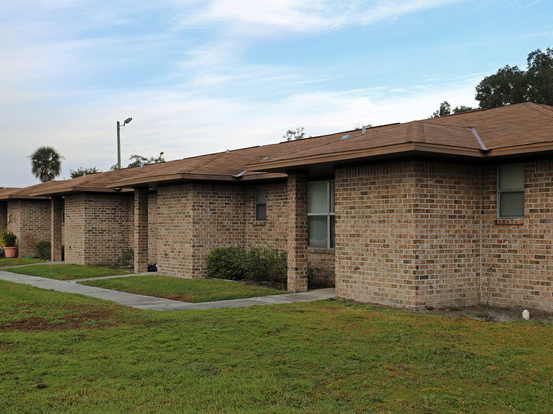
[432,47,553,117]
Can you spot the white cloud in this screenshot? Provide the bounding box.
[0,0,483,188]
[187,0,468,35]
[0,76,479,187]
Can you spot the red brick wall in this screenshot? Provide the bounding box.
[481,160,553,311]
[156,183,247,278]
[287,171,309,292]
[307,248,335,287]
[64,193,133,266]
[335,162,419,307]
[134,189,149,273]
[64,195,86,264]
[155,184,195,277]
[51,197,63,261]
[244,182,288,250]
[334,159,553,312]
[148,192,158,265]
[0,202,7,231]
[411,162,481,308]
[244,181,334,287]
[6,199,51,257]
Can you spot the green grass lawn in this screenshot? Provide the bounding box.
[4,264,131,280]
[1,280,553,413]
[0,258,45,267]
[79,275,286,302]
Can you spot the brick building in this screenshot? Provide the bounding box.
[29,168,154,266]
[4,102,553,311]
[0,185,54,257]
[247,103,553,311]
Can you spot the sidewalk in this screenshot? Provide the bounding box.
[0,271,335,311]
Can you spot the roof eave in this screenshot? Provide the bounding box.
[488,142,553,157]
[247,143,485,172]
[31,187,133,197]
[109,171,289,188]
[0,195,50,201]
[109,173,240,188]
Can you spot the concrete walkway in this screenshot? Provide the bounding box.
[0,270,335,311]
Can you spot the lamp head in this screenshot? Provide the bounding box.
[124,117,132,125]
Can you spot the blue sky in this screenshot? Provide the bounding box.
[1,0,552,187]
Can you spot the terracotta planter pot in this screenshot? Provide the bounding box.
[3,247,17,258]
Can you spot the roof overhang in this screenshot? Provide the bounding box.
[109,172,287,188]
[247,141,553,174]
[0,195,50,201]
[31,187,133,197]
[247,142,486,173]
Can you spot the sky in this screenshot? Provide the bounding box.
[1,0,553,187]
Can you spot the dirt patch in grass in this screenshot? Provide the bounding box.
[0,305,123,332]
[420,304,553,324]
[165,294,193,302]
[233,279,287,291]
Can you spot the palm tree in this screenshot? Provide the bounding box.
[30,146,63,182]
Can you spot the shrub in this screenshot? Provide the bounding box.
[114,249,134,268]
[207,246,287,284]
[207,247,246,280]
[0,229,17,248]
[35,240,51,260]
[244,247,287,283]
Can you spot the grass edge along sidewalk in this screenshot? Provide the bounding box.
[79,275,286,303]
[2,263,288,304]
[3,263,131,280]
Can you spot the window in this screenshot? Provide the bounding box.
[498,164,524,218]
[308,181,335,248]
[255,186,267,221]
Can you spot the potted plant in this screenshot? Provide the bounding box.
[1,229,18,258]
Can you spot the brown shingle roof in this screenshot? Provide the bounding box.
[30,168,138,196]
[10,102,553,194]
[248,103,553,172]
[0,182,59,200]
[424,103,553,149]
[109,131,355,187]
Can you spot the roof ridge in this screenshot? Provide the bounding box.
[184,151,231,175]
[527,102,553,118]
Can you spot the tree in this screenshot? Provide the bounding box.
[283,127,307,141]
[70,167,100,178]
[526,48,553,105]
[431,101,475,118]
[112,152,165,170]
[127,152,165,168]
[475,48,553,108]
[475,65,527,109]
[30,146,63,182]
[431,101,452,118]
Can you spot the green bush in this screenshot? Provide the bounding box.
[207,246,287,284]
[244,247,287,283]
[114,249,134,268]
[1,229,17,248]
[35,241,51,260]
[207,247,246,280]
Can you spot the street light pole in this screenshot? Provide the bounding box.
[116,117,132,169]
[117,121,121,169]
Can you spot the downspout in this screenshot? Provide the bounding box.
[232,170,247,250]
[478,165,483,304]
[470,127,488,306]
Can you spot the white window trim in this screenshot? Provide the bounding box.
[307,180,335,249]
[497,163,525,218]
